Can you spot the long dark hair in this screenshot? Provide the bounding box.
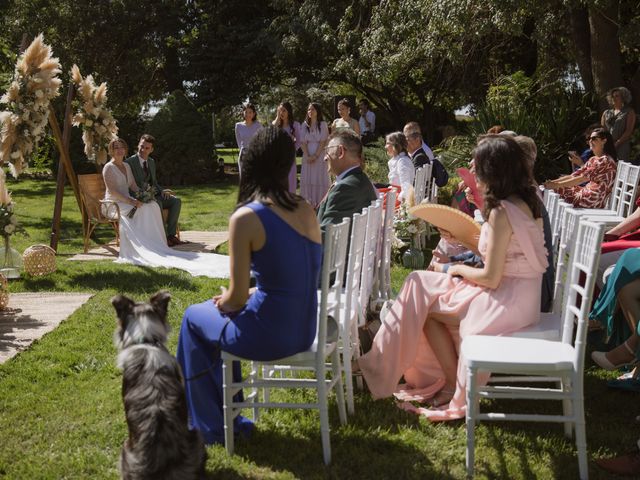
[237,126,298,211]
[474,135,541,220]
[275,101,295,136]
[304,102,324,133]
[243,103,257,122]
[590,127,617,161]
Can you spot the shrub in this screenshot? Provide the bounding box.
[146,90,217,185]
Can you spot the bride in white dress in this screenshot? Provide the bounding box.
[101,138,230,278]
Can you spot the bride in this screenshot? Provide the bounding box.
[101,138,230,278]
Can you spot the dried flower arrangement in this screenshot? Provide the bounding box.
[0,34,62,177]
[71,65,118,165]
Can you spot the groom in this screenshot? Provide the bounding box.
[125,134,183,246]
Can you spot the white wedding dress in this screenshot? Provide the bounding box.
[102,161,230,278]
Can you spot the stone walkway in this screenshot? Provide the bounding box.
[67,230,229,261]
[0,292,94,364]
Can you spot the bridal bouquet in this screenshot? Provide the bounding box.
[71,65,118,165]
[127,184,155,219]
[0,34,62,177]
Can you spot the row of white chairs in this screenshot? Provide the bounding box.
[221,191,397,464]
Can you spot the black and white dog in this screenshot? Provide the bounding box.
[113,291,206,480]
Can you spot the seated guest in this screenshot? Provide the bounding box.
[403,121,449,188]
[568,124,600,171]
[103,138,229,277]
[331,98,360,135]
[544,128,617,209]
[358,98,376,144]
[356,135,547,420]
[596,199,640,288]
[591,249,640,372]
[317,130,377,238]
[125,134,184,246]
[176,127,322,444]
[384,132,414,202]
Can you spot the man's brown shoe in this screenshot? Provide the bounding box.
[167,235,179,246]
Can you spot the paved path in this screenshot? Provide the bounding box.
[0,292,94,364]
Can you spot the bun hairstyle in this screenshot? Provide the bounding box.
[473,135,541,221]
[237,126,298,211]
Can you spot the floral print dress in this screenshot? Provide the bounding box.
[557,155,617,208]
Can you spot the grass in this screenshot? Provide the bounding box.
[0,175,633,479]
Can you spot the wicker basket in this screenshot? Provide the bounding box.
[0,272,8,310]
[23,244,56,277]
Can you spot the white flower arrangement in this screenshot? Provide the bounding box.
[70,65,118,165]
[0,34,62,177]
[0,170,25,239]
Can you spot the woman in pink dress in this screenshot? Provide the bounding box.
[544,128,617,209]
[357,135,548,421]
[272,101,301,194]
[299,103,330,207]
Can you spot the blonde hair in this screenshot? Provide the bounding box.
[108,138,128,156]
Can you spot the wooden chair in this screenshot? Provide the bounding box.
[78,174,120,253]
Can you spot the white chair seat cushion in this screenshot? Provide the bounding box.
[506,312,561,341]
[462,335,575,372]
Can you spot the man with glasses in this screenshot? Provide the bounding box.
[317,131,377,239]
[126,134,184,246]
[403,121,449,188]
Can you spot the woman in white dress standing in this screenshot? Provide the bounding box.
[299,102,330,207]
[385,131,415,202]
[272,101,301,193]
[234,103,263,175]
[102,138,230,278]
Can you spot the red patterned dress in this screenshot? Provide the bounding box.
[556,155,617,208]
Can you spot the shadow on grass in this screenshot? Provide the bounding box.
[0,309,47,356]
[70,266,198,293]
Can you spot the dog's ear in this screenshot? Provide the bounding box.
[112,295,135,323]
[150,291,171,318]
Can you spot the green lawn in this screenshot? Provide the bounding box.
[0,176,632,479]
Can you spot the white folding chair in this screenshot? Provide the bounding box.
[373,189,396,307]
[551,200,571,255]
[413,167,427,204]
[358,200,383,327]
[336,209,368,415]
[463,219,604,480]
[221,219,350,465]
[545,191,560,230]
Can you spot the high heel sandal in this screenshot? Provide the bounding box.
[591,340,638,371]
[430,389,455,408]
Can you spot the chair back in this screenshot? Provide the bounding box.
[376,189,396,302]
[545,191,560,225]
[552,207,582,313]
[342,209,369,333]
[617,161,640,217]
[413,167,428,204]
[542,187,550,210]
[358,200,382,326]
[78,174,107,220]
[551,200,571,255]
[318,219,351,360]
[606,160,627,213]
[422,162,434,202]
[560,219,604,370]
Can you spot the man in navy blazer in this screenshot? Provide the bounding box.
[317,131,377,238]
[125,134,183,246]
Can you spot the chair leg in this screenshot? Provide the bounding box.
[222,357,235,456]
[332,349,347,426]
[561,377,573,439]
[316,365,332,465]
[250,362,259,422]
[466,365,477,478]
[341,331,355,415]
[574,396,589,479]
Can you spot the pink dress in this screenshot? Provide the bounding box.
[359,200,548,421]
[300,121,330,206]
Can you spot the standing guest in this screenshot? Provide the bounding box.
[358,99,376,144]
[384,132,414,202]
[544,128,617,208]
[403,122,449,188]
[601,87,636,162]
[317,131,377,238]
[299,103,330,207]
[125,134,184,246]
[272,101,301,193]
[176,126,322,445]
[331,98,360,135]
[234,103,263,175]
[355,135,547,421]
